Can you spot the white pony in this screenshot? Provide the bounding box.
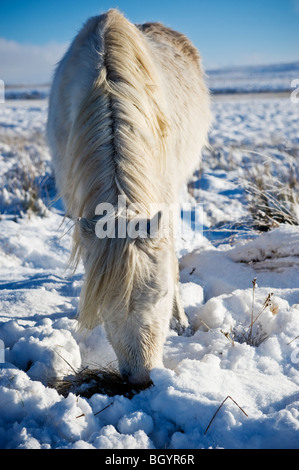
[47,9,211,385]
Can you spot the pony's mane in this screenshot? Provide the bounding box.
[64,10,171,328]
[66,9,169,217]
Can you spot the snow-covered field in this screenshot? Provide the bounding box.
[0,70,299,449]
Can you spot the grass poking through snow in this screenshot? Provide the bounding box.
[220,277,279,347]
[49,365,153,399]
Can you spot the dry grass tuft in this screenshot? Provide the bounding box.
[244,151,299,232]
[221,278,279,347]
[192,145,299,240]
[0,132,51,218]
[49,365,153,399]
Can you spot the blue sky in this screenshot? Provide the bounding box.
[1,0,299,83]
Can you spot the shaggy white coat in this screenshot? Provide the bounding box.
[47,9,211,384]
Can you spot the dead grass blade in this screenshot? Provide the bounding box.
[76,402,113,419]
[204,395,248,436]
[53,349,77,374]
[287,335,299,345]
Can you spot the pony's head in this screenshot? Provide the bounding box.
[75,210,176,385]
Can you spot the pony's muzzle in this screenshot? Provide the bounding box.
[122,370,151,386]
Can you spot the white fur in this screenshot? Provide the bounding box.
[47,9,211,384]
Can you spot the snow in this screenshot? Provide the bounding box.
[1,67,299,449]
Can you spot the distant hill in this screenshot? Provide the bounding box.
[206,61,299,94]
[4,84,50,100]
[3,61,299,99]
